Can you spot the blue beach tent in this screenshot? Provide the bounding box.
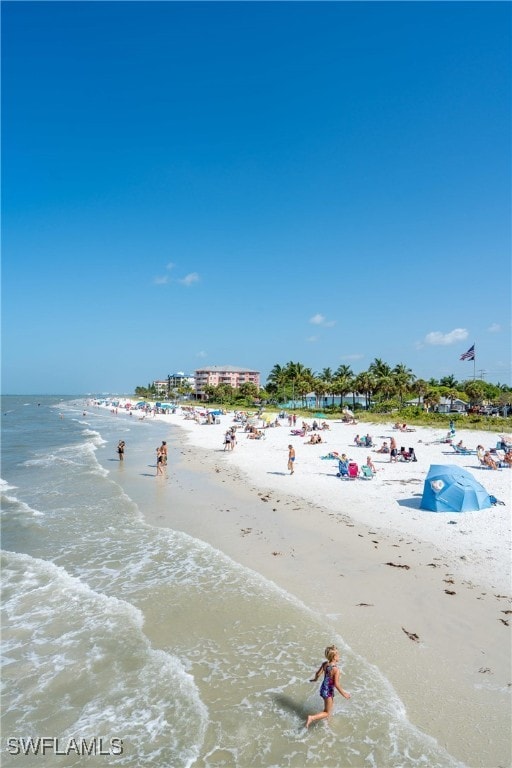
[420,464,491,513]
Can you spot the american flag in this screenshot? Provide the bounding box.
[460,344,475,361]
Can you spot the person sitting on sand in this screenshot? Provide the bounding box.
[321,421,330,430]
[483,451,498,470]
[375,441,389,454]
[305,433,322,445]
[502,450,512,467]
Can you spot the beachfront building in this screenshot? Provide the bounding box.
[283,393,370,410]
[194,366,260,399]
[152,373,195,398]
[404,396,468,414]
[167,372,195,390]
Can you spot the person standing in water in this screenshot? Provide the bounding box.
[305,645,351,728]
[117,440,125,461]
[156,446,165,476]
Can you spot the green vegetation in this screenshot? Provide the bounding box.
[134,357,512,431]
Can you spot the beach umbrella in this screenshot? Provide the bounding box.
[420,464,491,513]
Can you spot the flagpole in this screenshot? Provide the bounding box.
[473,344,476,380]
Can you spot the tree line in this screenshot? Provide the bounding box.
[135,358,511,411]
[264,359,510,411]
[266,358,512,409]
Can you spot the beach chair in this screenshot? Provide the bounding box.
[348,462,359,479]
[337,460,349,479]
[495,450,510,468]
[360,465,374,479]
[452,444,476,455]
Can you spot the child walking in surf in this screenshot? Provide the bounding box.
[305,645,351,728]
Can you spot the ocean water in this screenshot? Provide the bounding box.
[1,395,465,768]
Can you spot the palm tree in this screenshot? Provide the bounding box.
[411,378,429,408]
[296,376,312,408]
[334,364,353,379]
[332,375,353,409]
[334,364,354,406]
[283,361,306,406]
[464,381,486,408]
[444,388,460,410]
[203,384,216,403]
[375,374,396,402]
[319,367,335,405]
[423,389,440,412]
[392,363,415,406]
[266,364,288,402]
[439,375,459,388]
[353,371,376,410]
[312,378,328,409]
[369,358,392,378]
[368,359,394,404]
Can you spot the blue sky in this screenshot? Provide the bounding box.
[2,1,510,394]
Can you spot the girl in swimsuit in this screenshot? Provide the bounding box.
[305,645,351,728]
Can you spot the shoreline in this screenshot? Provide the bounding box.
[94,402,512,767]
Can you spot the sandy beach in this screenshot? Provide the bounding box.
[96,402,511,767]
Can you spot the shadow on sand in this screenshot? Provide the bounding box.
[396,496,423,510]
[273,694,307,721]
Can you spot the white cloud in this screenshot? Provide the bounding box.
[306,335,319,343]
[309,313,335,327]
[179,272,200,286]
[196,350,207,358]
[424,328,468,346]
[166,262,175,271]
[488,323,501,333]
[341,354,364,361]
[153,275,169,285]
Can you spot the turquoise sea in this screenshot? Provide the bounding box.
[1,395,465,767]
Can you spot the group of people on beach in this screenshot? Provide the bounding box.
[224,428,237,450]
[117,438,169,476]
